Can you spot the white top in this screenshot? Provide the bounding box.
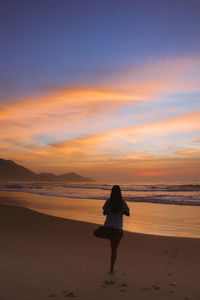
[103,200,130,229]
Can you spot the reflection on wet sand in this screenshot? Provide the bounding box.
[0,191,200,238]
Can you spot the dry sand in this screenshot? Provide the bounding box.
[0,203,200,300]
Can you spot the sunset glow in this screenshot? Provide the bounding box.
[0,0,200,182]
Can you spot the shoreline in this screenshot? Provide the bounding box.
[1,190,200,239]
[1,203,200,299]
[0,202,199,241]
[1,185,200,207]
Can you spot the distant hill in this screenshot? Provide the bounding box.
[0,158,36,180]
[0,158,94,182]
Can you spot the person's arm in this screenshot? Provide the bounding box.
[103,201,108,215]
[123,201,130,216]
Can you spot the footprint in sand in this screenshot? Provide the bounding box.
[152,285,160,290]
[61,291,76,297]
[168,281,177,287]
[104,280,115,285]
[65,292,75,297]
[118,283,128,288]
[140,287,151,291]
[117,283,128,292]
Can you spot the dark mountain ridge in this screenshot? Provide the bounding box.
[0,158,94,182]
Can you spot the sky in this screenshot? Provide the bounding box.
[0,0,200,182]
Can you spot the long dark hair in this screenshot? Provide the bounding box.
[108,185,123,214]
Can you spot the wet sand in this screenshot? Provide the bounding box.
[1,190,200,238]
[0,203,200,299]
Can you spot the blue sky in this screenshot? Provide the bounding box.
[1,0,200,97]
[0,0,200,181]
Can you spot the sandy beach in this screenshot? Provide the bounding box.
[1,190,200,238]
[0,203,200,300]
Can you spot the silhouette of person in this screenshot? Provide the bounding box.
[102,185,130,273]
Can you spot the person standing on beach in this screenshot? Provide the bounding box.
[94,185,130,273]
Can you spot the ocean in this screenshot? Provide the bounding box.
[1,181,200,238]
[0,181,200,206]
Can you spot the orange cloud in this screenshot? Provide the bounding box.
[0,87,137,144]
[0,88,135,121]
[48,110,200,156]
[0,55,200,181]
[1,55,200,124]
[1,107,199,167]
[175,150,200,155]
[105,55,200,95]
